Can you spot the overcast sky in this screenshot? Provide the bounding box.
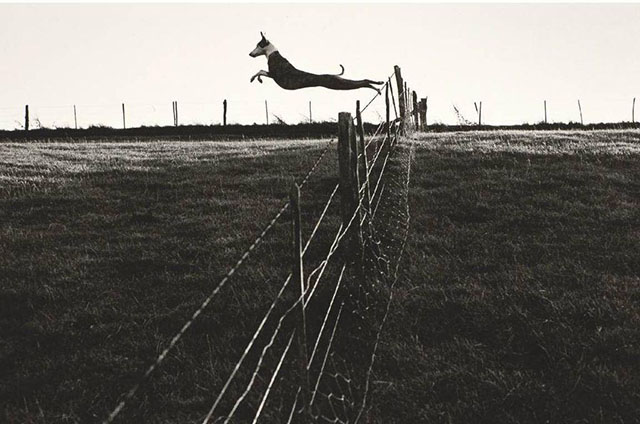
[1,3,639,129]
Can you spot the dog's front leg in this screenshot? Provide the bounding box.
[250,70,271,84]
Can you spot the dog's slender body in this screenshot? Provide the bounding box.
[250,33,383,91]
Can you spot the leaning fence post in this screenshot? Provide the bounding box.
[394,65,405,135]
[73,105,78,130]
[578,99,583,125]
[24,105,29,132]
[289,183,310,415]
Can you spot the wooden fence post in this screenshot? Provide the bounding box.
[174,101,179,127]
[632,98,636,123]
[73,105,78,130]
[24,105,29,131]
[122,103,126,129]
[412,91,419,130]
[350,108,364,273]
[419,98,427,130]
[265,100,269,125]
[578,99,583,125]
[309,101,312,124]
[544,100,547,124]
[338,112,357,254]
[385,82,391,142]
[394,65,405,135]
[356,101,371,216]
[289,182,310,415]
[404,83,409,127]
[223,99,227,126]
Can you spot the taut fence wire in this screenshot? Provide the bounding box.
[102,65,417,423]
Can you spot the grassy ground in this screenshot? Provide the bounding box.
[1,130,639,423]
[373,130,640,423]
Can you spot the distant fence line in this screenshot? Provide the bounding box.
[102,64,417,423]
[3,94,637,132]
[4,98,322,132]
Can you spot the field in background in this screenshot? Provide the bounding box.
[1,130,639,423]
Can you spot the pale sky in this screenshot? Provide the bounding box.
[1,3,639,129]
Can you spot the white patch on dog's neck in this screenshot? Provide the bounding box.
[264,43,278,57]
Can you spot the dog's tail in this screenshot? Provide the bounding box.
[333,64,345,76]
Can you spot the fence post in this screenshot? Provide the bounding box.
[544,100,547,124]
[223,99,227,126]
[265,100,269,125]
[356,101,371,216]
[350,109,365,276]
[309,101,312,124]
[174,101,179,127]
[24,105,29,132]
[385,82,391,142]
[394,65,405,135]
[404,83,409,127]
[412,91,419,130]
[419,98,427,130]
[73,105,78,130]
[632,98,635,123]
[289,182,310,416]
[122,103,126,129]
[338,112,357,255]
[578,99,583,125]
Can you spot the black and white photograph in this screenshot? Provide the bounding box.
[1,1,639,423]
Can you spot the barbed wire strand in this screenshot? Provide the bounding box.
[310,303,345,406]
[308,264,347,368]
[285,388,302,424]
[200,274,292,422]
[251,330,296,424]
[209,294,303,424]
[302,183,340,255]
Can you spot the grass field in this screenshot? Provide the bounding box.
[1,130,639,423]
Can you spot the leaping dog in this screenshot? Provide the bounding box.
[249,32,383,91]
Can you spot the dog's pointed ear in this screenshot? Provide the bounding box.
[260,31,266,40]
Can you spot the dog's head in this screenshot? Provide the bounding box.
[249,32,274,58]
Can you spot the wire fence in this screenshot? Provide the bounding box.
[102,65,417,423]
[3,90,636,131]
